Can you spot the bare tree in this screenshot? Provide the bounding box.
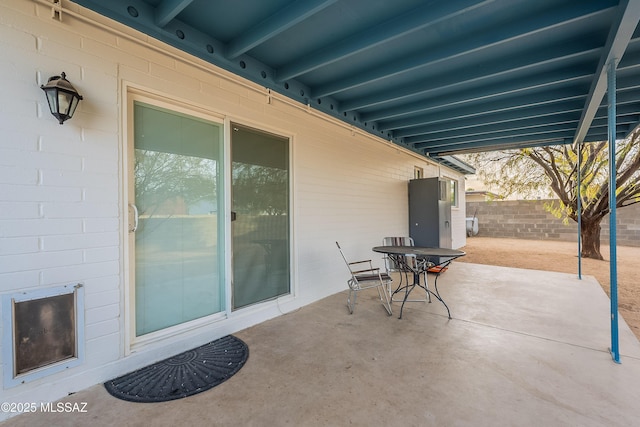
[135,150,218,216]
[463,128,640,260]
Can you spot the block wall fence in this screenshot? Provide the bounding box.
[466,199,640,247]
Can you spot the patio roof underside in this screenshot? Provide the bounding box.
[74,0,640,171]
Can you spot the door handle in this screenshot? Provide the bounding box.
[129,203,139,233]
[231,211,237,222]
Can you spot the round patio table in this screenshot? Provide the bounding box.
[372,246,465,319]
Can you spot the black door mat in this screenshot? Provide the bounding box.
[104,335,249,403]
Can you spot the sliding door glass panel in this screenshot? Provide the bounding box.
[231,124,290,309]
[133,101,223,336]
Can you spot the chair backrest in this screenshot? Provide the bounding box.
[382,236,414,247]
[336,241,353,273]
[382,236,416,271]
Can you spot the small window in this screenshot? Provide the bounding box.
[414,166,423,179]
[440,177,458,207]
[449,179,459,207]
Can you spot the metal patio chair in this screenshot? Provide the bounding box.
[382,236,431,303]
[336,242,393,315]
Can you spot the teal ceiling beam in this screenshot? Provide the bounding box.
[73,0,640,157]
[411,123,628,149]
[361,68,593,123]
[432,138,569,157]
[370,69,640,126]
[394,112,581,139]
[155,0,194,27]
[411,127,576,149]
[313,2,614,98]
[393,102,585,138]
[378,87,587,131]
[403,115,580,142]
[573,0,640,145]
[341,41,602,112]
[275,0,490,82]
[226,0,338,60]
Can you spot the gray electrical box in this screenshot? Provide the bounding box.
[409,178,452,253]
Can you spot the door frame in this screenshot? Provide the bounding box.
[223,117,297,314]
[123,86,227,352]
[121,84,296,354]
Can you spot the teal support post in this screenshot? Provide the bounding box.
[607,59,620,363]
[577,142,582,280]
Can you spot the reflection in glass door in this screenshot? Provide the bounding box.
[130,100,224,336]
[231,123,290,309]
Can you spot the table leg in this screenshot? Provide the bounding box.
[398,265,452,319]
[426,261,452,319]
[398,271,421,319]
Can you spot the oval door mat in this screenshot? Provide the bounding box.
[104,335,249,402]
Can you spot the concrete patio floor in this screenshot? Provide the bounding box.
[5,262,640,427]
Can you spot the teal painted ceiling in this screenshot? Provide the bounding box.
[73,0,640,165]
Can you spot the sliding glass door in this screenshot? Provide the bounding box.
[128,97,291,336]
[130,100,224,336]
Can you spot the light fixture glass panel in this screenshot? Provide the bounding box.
[59,91,72,115]
[45,90,58,113]
[68,96,80,118]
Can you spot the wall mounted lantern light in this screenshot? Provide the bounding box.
[40,72,83,125]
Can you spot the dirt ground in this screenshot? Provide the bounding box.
[457,237,640,340]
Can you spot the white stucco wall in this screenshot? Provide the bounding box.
[0,0,466,418]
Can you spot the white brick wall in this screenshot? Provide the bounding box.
[0,0,467,417]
